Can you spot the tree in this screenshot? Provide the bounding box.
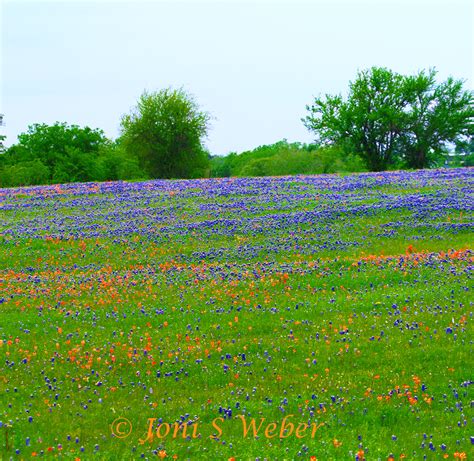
[120,88,211,179]
[304,67,409,171]
[400,69,474,169]
[303,67,474,171]
[96,142,146,181]
[0,122,145,186]
[11,123,107,168]
[1,122,110,184]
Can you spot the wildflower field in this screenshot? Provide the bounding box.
[0,168,472,461]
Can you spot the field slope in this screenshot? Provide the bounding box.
[0,169,472,460]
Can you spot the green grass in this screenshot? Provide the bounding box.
[0,171,472,460]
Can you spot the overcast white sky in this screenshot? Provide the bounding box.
[1,0,473,155]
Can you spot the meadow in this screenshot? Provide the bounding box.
[0,168,472,460]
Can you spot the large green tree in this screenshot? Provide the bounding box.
[401,69,473,168]
[120,88,211,179]
[303,67,474,171]
[304,68,408,171]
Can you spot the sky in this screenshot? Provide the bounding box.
[1,0,473,155]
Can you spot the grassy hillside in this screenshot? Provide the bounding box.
[0,169,472,460]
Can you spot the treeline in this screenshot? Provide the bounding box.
[213,137,474,178]
[209,141,366,177]
[0,67,473,187]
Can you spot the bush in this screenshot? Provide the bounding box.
[0,159,49,187]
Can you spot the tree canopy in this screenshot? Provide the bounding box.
[303,67,474,171]
[120,88,211,179]
[0,123,145,187]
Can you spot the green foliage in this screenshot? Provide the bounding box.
[120,88,210,179]
[455,136,474,155]
[210,140,366,177]
[463,153,474,166]
[95,143,147,181]
[0,123,147,187]
[400,70,474,169]
[209,153,235,177]
[0,159,50,187]
[0,134,6,153]
[444,136,474,167]
[304,67,407,171]
[304,67,474,171]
